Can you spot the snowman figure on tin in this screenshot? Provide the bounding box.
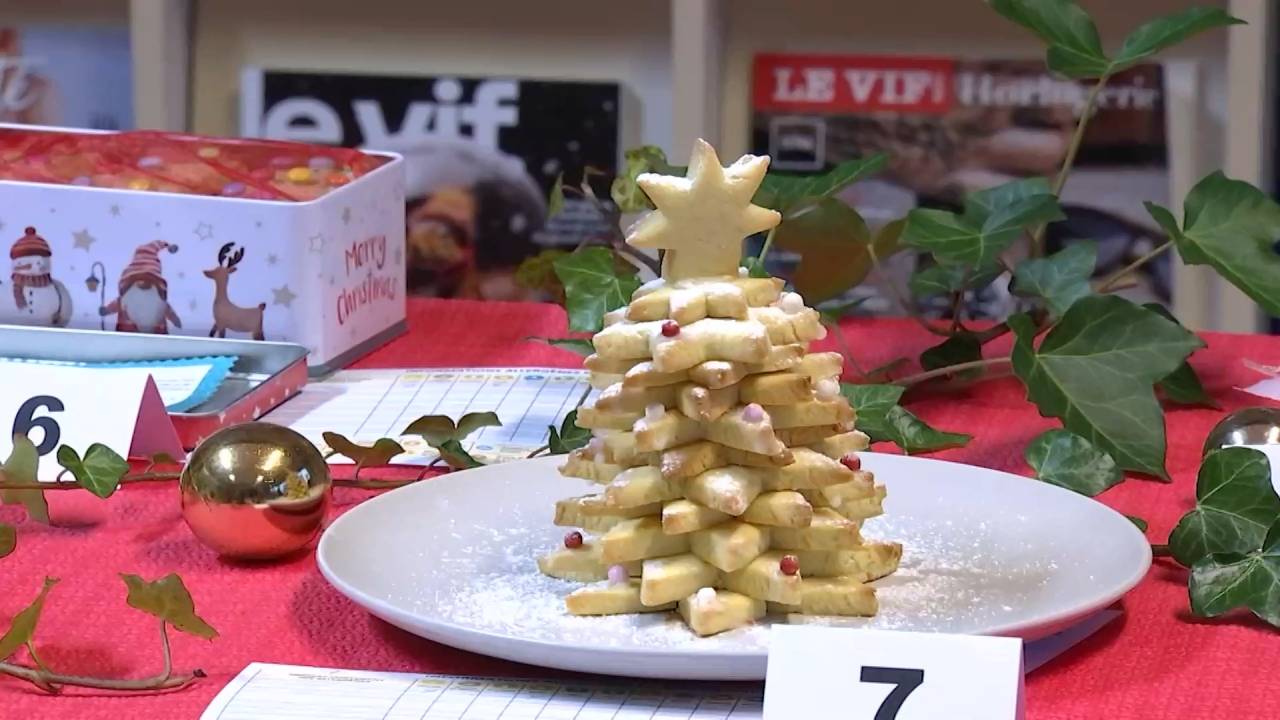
[2,226,74,327]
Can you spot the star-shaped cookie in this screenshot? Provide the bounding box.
[627,139,780,281]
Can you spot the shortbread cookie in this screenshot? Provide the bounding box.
[763,399,855,429]
[661,499,731,535]
[660,441,793,480]
[677,383,739,421]
[640,554,721,606]
[628,277,784,322]
[770,576,877,617]
[685,466,764,516]
[678,589,766,636]
[740,491,814,528]
[605,466,685,508]
[567,579,676,615]
[690,520,770,573]
[538,542,641,583]
[769,508,863,551]
[601,517,691,564]
[722,551,802,604]
[738,371,813,405]
[793,541,902,581]
[555,494,660,532]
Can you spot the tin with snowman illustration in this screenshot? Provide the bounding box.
[0,124,406,372]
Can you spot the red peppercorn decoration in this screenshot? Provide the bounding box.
[780,554,800,576]
[660,320,680,337]
[564,531,584,549]
[840,452,862,471]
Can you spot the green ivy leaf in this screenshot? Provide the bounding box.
[321,432,405,470]
[756,154,887,216]
[553,247,642,333]
[1189,518,1280,627]
[838,383,968,452]
[772,198,874,304]
[0,522,13,558]
[884,405,972,454]
[548,410,591,455]
[436,439,484,470]
[963,177,1052,219]
[1025,429,1123,496]
[456,412,502,440]
[904,191,1062,268]
[988,0,1110,78]
[1010,297,1202,478]
[0,577,57,661]
[1143,303,1216,408]
[56,443,129,499]
[514,249,569,296]
[121,573,218,640]
[547,172,565,219]
[1169,447,1280,567]
[1147,173,1280,316]
[1112,8,1243,72]
[1,435,48,524]
[1127,515,1149,533]
[919,334,983,380]
[610,146,681,213]
[817,297,868,325]
[1011,241,1096,317]
[908,261,1002,299]
[741,256,771,279]
[528,337,594,356]
[838,383,905,443]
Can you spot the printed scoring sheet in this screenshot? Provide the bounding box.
[263,367,593,464]
[202,663,764,720]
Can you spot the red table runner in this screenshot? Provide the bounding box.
[3,297,1278,718]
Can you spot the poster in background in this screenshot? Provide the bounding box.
[751,53,1170,319]
[241,69,620,300]
[0,25,133,130]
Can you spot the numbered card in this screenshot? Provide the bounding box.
[764,626,1023,720]
[0,363,183,479]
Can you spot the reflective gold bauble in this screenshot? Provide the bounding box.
[180,422,331,559]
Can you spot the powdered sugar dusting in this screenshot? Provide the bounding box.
[399,513,1058,651]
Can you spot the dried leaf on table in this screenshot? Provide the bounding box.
[1,436,49,524]
[321,432,405,470]
[455,412,502,440]
[0,577,58,661]
[121,573,218,640]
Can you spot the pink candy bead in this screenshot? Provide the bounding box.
[607,564,629,585]
[742,403,765,423]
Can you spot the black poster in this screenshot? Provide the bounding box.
[242,68,620,300]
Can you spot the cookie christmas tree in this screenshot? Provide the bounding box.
[538,140,901,636]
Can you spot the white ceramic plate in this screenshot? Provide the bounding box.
[317,453,1150,680]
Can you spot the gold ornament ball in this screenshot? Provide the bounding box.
[180,422,331,559]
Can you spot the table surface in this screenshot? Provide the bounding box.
[3,297,1279,719]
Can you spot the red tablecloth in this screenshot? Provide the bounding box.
[3,298,1279,718]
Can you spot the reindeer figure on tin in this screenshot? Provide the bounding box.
[204,242,266,340]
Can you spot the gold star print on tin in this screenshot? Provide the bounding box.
[626,139,780,281]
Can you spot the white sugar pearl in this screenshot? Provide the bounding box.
[645,403,665,423]
[780,292,805,314]
[695,587,718,606]
[816,377,840,401]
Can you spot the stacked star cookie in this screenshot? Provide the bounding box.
[537,140,901,636]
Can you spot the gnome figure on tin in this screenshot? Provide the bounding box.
[100,239,183,334]
[2,226,74,327]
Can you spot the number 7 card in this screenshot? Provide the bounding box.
[0,362,184,480]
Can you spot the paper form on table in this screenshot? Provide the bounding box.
[261,367,594,465]
[200,664,765,719]
[202,612,1119,719]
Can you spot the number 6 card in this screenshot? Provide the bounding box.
[0,362,184,480]
[764,625,1024,719]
